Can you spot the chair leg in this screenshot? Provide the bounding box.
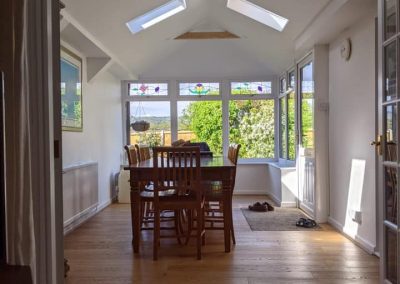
[185,210,193,245]
[202,207,206,246]
[231,212,236,245]
[196,207,202,260]
[153,208,160,261]
[174,210,182,245]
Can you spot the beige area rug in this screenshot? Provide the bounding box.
[240,207,323,231]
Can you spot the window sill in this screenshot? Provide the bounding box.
[237,158,274,165]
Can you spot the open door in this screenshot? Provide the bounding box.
[379,0,400,282]
[297,56,316,216]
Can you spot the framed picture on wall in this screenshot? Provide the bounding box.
[61,47,83,131]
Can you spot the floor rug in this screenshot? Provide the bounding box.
[240,207,322,231]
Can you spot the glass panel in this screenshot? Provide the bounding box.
[177,101,222,155]
[385,166,398,225]
[129,83,168,96]
[385,0,397,40]
[231,81,272,95]
[229,100,275,158]
[280,77,286,93]
[289,71,295,89]
[129,101,171,146]
[385,104,397,162]
[300,62,314,150]
[385,42,397,101]
[280,97,287,159]
[386,227,398,283]
[288,91,296,160]
[179,82,220,96]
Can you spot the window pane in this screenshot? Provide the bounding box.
[280,77,286,93]
[385,104,397,162]
[129,83,168,96]
[289,71,295,89]
[179,83,220,96]
[300,62,314,149]
[231,81,272,95]
[129,101,170,146]
[288,91,296,160]
[386,227,398,283]
[385,166,398,225]
[385,42,397,101]
[177,101,222,155]
[280,97,287,159]
[385,0,397,40]
[229,100,275,158]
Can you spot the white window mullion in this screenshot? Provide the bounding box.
[222,80,230,156]
[170,80,178,142]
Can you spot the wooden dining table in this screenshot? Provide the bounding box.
[124,156,236,254]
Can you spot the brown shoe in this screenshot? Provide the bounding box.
[262,202,274,211]
[248,202,267,212]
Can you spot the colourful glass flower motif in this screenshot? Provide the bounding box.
[189,83,210,95]
[257,86,263,93]
[155,86,160,93]
[139,84,148,95]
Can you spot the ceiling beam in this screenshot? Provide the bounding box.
[174,31,240,40]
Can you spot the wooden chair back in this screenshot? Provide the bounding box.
[135,144,151,162]
[228,144,241,191]
[228,144,241,165]
[124,145,138,165]
[152,146,202,200]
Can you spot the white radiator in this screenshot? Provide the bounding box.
[63,162,98,234]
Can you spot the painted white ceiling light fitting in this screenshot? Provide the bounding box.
[126,0,187,34]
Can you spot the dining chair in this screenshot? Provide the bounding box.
[135,144,151,162]
[124,145,176,231]
[152,146,205,260]
[203,144,240,245]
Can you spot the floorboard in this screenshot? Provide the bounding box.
[64,196,379,284]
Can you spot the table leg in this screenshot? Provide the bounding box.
[130,182,141,253]
[222,179,231,253]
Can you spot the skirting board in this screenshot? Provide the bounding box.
[265,193,296,208]
[328,216,376,255]
[64,199,112,235]
[233,189,268,195]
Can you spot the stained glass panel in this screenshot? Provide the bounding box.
[129,83,168,96]
[231,81,272,95]
[179,82,220,96]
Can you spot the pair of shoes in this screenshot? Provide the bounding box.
[296,218,317,228]
[248,202,267,212]
[262,202,274,211]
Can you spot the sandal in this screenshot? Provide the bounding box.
[248,202,267,212]
[296,218,317,228]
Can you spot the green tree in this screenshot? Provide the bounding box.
[182,101,223,154]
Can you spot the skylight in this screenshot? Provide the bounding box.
[126,0,186,34]
[227,0,288,32]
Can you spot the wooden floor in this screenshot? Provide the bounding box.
[64,196,379,284]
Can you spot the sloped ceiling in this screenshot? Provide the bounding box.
[63,0,332,79]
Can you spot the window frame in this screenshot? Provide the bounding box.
[122,77,277,162]
[278,69,296,162]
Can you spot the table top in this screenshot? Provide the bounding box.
[124,156,235,170]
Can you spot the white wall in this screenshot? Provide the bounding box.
[328,17,376,252]
[62,45,122,208]
[234,165,269,195]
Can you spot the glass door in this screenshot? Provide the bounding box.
[380,0,400,282]
[297,57,315,216]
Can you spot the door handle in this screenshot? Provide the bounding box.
[371,135,382,156]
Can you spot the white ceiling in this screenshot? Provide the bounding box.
[62,0,334,78]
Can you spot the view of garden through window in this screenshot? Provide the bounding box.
[128,81,276,159]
